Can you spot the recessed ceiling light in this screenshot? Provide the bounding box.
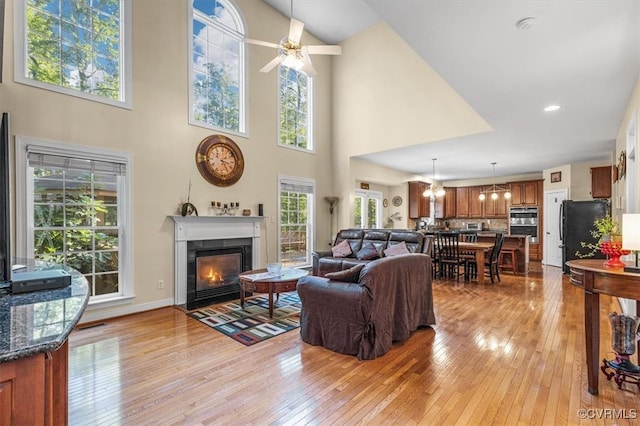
[515,17,536,30]
[544,105,561,112]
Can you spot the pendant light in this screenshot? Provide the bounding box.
[479,162,511,200]
[423,158,446,198]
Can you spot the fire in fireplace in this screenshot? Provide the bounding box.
[187,238,252,309]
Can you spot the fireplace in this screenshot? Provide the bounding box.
[170,215,263,309]
[186,238,252,309]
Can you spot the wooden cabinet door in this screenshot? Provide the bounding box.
[408,181,430,219]
[591,166,612,199]
[456,187,469,217]
[435,187,456,219]
[522,182,538,205]
[468,186,484,217]
[444,187,457,218]
[509,181,538,206]
[0,354,46,425]
[434,193,444,219]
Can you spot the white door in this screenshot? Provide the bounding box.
[544,189,568,267]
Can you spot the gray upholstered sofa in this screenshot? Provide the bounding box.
[297,253,436,360]
[312,229,433,277]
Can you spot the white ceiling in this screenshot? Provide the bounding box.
[263,0,640,181]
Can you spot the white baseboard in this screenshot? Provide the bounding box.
[79,298,175,324]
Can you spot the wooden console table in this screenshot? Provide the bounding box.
[566,259,640,395]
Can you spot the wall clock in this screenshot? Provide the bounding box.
[392,196,402,207]
[195,135,244,187]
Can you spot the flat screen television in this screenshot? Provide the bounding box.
[0,112,10,283]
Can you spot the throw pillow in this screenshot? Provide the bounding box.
[356,243,380,260]
[331,239,352,258]
[324,264,365,283]
[384,241,410,257]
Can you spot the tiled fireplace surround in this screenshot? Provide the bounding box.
[170,215,263,307]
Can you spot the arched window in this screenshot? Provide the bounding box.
[190,0,246,135]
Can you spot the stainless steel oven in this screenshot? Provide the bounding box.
[509,207,538,243]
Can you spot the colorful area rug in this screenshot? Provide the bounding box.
[187,292,301,346]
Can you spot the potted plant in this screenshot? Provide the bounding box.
[576,215,629,266]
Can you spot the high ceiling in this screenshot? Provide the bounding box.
[263,0,640,181]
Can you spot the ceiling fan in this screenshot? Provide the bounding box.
[244,1,342,77]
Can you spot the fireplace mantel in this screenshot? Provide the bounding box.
[169,215,264,306]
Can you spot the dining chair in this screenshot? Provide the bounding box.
[466,232,504,283]
[436,232,465,281]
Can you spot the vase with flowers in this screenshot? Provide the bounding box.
[576,215,630,267]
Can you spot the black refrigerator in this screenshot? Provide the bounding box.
[560,200,609,273]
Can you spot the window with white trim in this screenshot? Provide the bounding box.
[353,190,382,229]
[279,66,313,150]
[16,137,132,303]
[15,0,132,107]
[190,0,246,135]
[278,176,315,267]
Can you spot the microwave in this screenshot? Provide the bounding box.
[466,223,484,231]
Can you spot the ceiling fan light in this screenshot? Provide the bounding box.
[282,52,301,69]
[423,189,433,198]
[435,188,446,197]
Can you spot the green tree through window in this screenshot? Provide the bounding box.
[24,0,123,101]
[191,0,245,134]
[279,66,311,149]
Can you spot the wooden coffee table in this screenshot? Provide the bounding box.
[239,268,308,317]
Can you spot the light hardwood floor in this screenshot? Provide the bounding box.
[68,264,640,425]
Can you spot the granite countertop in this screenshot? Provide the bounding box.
[0,263,90,363]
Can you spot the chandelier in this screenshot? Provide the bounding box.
[423,158,446,198]
[479,162,511,201]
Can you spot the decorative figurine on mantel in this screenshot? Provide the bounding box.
[601,312,640,390]
[211,201,239,216]
[180,180,198,216]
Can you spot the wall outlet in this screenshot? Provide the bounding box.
[157,279,164,290]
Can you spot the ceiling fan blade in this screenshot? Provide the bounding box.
[306,45,342,55]
[259,55,284,73]
[299,56,317,77]
[288,18,304,44]
[244,38,280,49]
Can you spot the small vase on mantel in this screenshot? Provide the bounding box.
[600,236,630,267]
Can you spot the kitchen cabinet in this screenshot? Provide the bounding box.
[434,187,456,219]
[408,181,430,219]
[509,180,539,206]
[468,186,484,217]
[456,187,469,217]
[482,186,510,218]
[0,341,69,425]
[591,166,612,199]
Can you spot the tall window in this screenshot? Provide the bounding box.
[15,0,132,107]
[190,0,246,135]
[354,190,382,229]
[279,176,315,267]
[279,66,312,150]
[16,137,132,303]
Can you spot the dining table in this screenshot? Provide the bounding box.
[458,241,495,285]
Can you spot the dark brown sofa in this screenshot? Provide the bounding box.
[297,253,436,360]
[312,229,433,277]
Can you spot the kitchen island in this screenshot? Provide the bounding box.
[478,233,530,273]
[0,264,89,425]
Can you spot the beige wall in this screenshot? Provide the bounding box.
[0,0,335,321]
[332,21,492,231]
[614,75,640,315]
